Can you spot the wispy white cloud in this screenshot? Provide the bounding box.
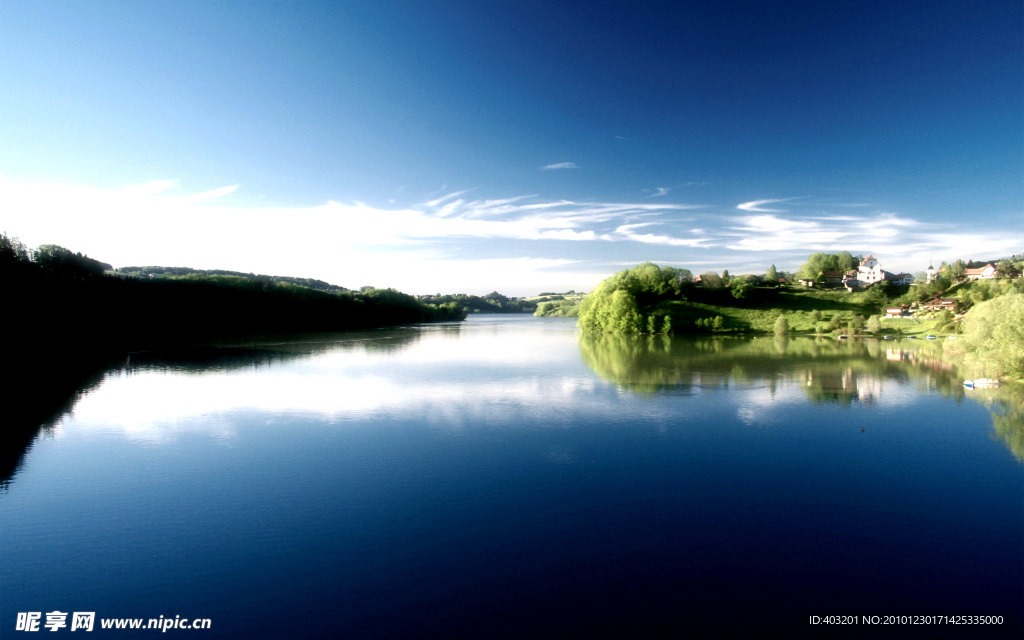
[425,189,473,207]
[541,162,578,170]
[644,187,670,197]
[611,223,709,247]
[736,198,797,212]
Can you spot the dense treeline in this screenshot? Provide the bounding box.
[417,291,537,313]
[117,265,351,293]
[1,234,465,352]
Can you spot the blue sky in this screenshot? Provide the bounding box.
[2,0,1021,294]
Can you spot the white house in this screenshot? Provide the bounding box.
[857,254,884,284]
[965,263,996,280]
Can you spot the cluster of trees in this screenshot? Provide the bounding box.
[695,316,726,332]
[797,252,860,280]
[949,294,1024,380]
[417,291,537,313]
[577,263,784,334]
[577,263,694,334]
[690,268,785,293]
[1,233,465,351]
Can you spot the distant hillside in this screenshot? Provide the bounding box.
[117,265,350,293]
[417,291,538,313]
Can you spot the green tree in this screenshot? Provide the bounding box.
[766,264,778,283]
[0,233,30,264]
[731,280,752,299]
[836,251,859,273]
[611,289,643,333]
[673,269,694,284]
[867,315,882,334]
[948,259,967,279]
[864,282,890,309]
[701,271,723,289]
[774,315,789,336]
[810,309,821,323]
[996,259,1019,279]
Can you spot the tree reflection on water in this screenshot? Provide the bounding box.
[578,333,1024,461]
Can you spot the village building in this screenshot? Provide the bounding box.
[964,262,997,280]
[885,272,914,285]
[857,254,884,284]
[886,305,910,318]
[921,297,957,312]
[820,270,844,285]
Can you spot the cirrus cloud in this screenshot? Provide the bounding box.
[541,162,579,170]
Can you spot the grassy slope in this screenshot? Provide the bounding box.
[652,287,878,333]
[530,292,586,317]
[651,283,1010,336]
[882,280,994,336]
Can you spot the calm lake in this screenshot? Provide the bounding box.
[3,315,1022,636]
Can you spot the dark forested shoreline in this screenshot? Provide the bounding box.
[1,236,465,353]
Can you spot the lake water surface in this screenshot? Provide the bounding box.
[3,315,1022,636]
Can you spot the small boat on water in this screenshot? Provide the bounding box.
[883,335,894,340]
[964,379,1001,389]
[906,336,917,339]
[837,335,848,340]
[926,335,937,340]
